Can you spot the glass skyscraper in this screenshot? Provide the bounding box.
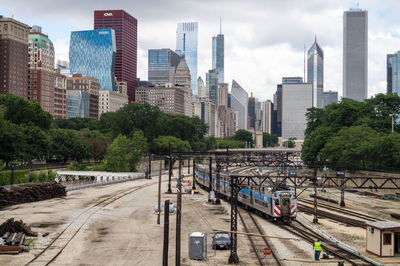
[212,33,224,83]
[307,37,324,108]
[69,29,116,91]
[231,80,248,130]
[94,10,138,101]
[206,69,219,105]
[148,49,181,86]
[176,22,198,94]
[387,51,400,95]
[67,90,90,118]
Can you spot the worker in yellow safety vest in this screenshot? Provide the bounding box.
[314,240,322,261]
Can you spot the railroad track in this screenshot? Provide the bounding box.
[280,221,370,265]
[298,199,381,228]
[24,181,156,266]
[299,198,382,222]
[238,209,282,266]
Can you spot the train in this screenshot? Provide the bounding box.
[195,164,297,223]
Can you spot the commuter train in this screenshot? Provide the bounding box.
[195,165,297,222]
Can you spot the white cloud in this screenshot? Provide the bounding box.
[3,0,400,101]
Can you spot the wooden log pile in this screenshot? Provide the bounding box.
[0,218,38,255]
[0,182,66,208]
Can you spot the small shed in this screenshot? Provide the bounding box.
[366,221,400,257]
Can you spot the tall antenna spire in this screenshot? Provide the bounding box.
[220,17,222,34]
[304,44,306,82]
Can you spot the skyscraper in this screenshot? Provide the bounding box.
[282,82,313,140]
[94,10,137,101]
[176,22,198,94]
[206,69,219,105]
[307,37,324,108]
[212,22,224,83]
[343,9,368,101]
[69,29,116,91]
[387,51,400,95]
[323,90,338,107]
[28,26,55,114]
[0,16,29,98]
[262,100,273,134]
[174,57,191,89]
[197,77,206,97]
[148,48,181,86]
[231,80,248,130]
[248,92,256,129]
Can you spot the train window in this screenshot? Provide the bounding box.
[274,199,279,205]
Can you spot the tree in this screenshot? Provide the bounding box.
[102,135,131,172]
[0,94,52,130]
[152,136,192,154]
[128,130,147,171]
[301,126,333,166]
[319,126,378,170]
[49,129,91,163]
[262,133,278,148]
[232,129,253,147]
[283,137,297,148]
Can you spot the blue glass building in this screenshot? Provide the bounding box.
[387,51,400,95]
[206,69,219,106]
[148,49,181,86]
[212,34,224,83]
[69,29,116,91]
[67,90,90,118]
[176,22,198,94]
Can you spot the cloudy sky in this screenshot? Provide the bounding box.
[2,0,400,101]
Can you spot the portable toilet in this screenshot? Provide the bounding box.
[189,232,205,260]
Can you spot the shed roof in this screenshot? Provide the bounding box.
[366,221,400,230]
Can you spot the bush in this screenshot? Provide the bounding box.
[0,170,30,186]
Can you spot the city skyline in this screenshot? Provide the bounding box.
[1,1,400,102]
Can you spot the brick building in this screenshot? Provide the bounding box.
[0,16,29,98]
[28,26,55,114]
[54,69,67,119]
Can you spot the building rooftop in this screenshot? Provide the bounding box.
[366,221,400,230]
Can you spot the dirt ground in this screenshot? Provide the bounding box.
[3,170,396,265]
[0,172,264,266]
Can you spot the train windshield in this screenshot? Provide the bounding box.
[274,199,279,205]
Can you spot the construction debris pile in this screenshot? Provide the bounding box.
[0,182,66,208]
[0,218,37,254]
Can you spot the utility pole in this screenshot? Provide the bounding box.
[192,157,196,190]
[313,163,318,223]
[338,171,346,207]
[168,143,172,194]
[209,157,213,201]
[148,153,152,179]
[176,155,182,266]
[157,160,162,225]
[187,157,190,174]
[226,147,229,171]
[162,199,170,266]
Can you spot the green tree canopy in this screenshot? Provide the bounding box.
[262,133,279,148]
[152,136,192,154]
[0,94,52,130]
[232,129,253,147]
[102,134,131,172]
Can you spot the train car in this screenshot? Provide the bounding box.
[195,165,297,223]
